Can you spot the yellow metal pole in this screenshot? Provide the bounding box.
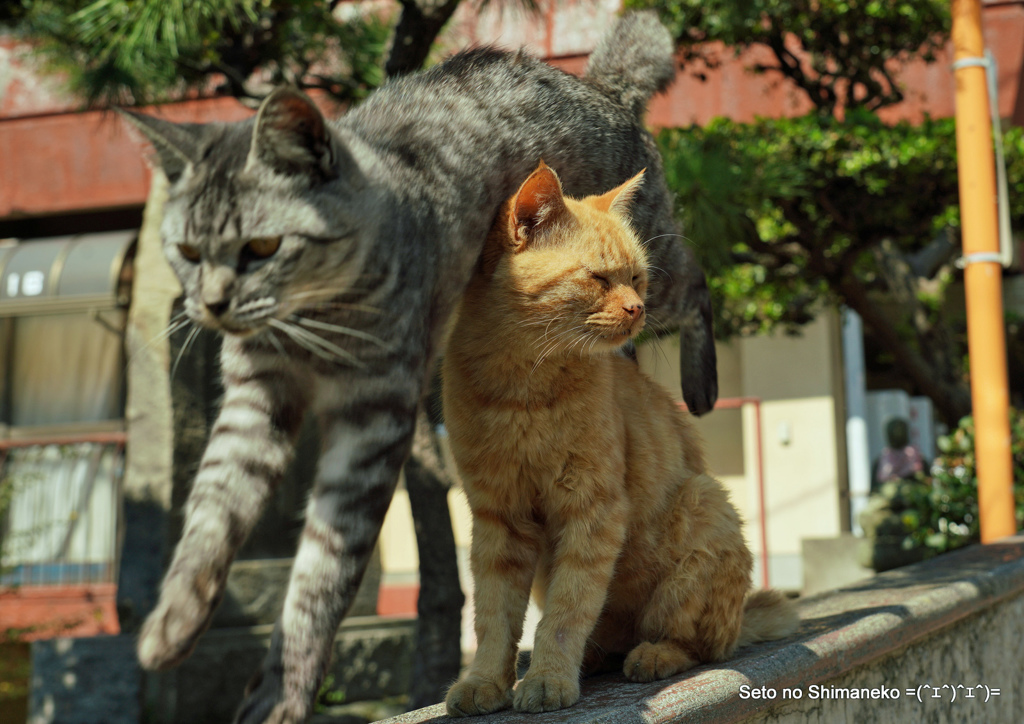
[951,0,1016,542]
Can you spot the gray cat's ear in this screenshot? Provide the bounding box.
[247,87,342,180]
[118,109,202,183]
[590,169,646,218]
[510,161,569,251]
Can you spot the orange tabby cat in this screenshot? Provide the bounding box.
[442,162,798,715]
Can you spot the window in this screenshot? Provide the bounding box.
[0,232,135,587]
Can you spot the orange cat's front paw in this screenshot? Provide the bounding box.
[445,676,512,717]
[624,641,696,683]
[513,671,580,713]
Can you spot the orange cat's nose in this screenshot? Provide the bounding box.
[624,302,644,321]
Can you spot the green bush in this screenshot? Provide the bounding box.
[873,411,1024,559]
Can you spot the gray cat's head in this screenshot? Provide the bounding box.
[122,88,377,337]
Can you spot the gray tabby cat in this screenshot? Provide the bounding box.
[123,12,716,724]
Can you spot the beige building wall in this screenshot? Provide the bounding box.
[637,311,848,591]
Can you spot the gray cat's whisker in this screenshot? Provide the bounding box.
[310,302,383,315]
[268,318,367,369]
[264,329,288,357]
[286,288,373,302]
[236,298,277,314]
[284,290,383,317]
[129,317,192,363]
[170,325,201,381]
[293,316,389,349]
[276,321,368,370]
[272,323,343,366]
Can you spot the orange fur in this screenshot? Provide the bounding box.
[443,163,798,716]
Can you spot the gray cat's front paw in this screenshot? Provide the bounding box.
[237,700,306,724]
[235,663,309,724]
[136,568,223,670]
[236,697,306,724]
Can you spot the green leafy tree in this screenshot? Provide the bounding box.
[627,0,950,115]
[3,0,490,107]
[7,0,392,105]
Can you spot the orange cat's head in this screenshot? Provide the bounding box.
[488,161,649,355]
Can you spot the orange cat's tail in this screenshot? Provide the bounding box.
[736,589,800,647]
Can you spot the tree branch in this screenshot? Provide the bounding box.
[384,0,462,78]
[839,273,971,425]
[764,28,837,114]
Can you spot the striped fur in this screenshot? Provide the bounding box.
[443,164,798,716]
[123,12,718,724]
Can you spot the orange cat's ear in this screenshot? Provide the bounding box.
[509,161,569,250]
[589,169,646,218]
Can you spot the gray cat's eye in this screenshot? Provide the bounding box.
[246,236,282,259]
[178,244,201,262]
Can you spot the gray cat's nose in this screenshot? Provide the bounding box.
[205,299,230,317]
[200,265,237,317]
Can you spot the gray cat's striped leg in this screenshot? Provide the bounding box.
[138,342,309,670]
[236,382,419,724]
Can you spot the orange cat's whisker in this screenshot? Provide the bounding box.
[641,232,692,249]
[529,326,584,373]
[569,330,597,359]
[646,264,669,281]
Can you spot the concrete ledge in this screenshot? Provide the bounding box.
[381,535,1024,724]
[29,615,415,724]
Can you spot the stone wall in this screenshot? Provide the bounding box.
[28,615,413,724]
[381,534,1024,724]
[756,592,1022,723]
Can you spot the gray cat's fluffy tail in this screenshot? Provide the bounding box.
[736,589,800,647]
[584,11,676,118]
